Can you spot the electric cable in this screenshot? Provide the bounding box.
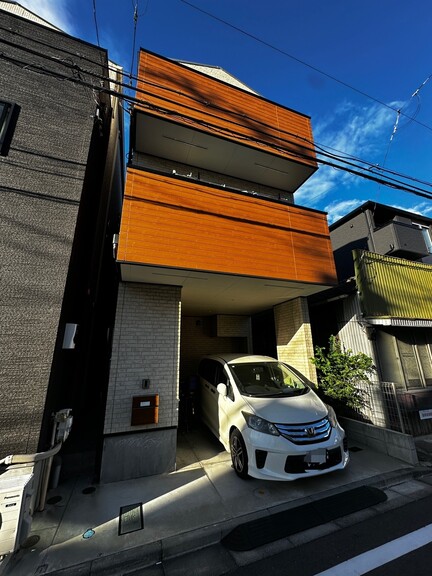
[92,0,100,47]
[2,30,430,195]
[2,43,432,201]
[129,1,139,86]
[179,0,432,136]
[2,48,432,200]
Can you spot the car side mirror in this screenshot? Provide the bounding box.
[216,383,228,396]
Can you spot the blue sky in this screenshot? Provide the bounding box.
[20,0,432,223]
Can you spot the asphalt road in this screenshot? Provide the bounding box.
[223,491,432,576]
[137,483,432,576]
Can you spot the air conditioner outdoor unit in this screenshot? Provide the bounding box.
[0,467,34,557]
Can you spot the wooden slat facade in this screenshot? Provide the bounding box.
[118,169,337,285]
[135,50,316,169]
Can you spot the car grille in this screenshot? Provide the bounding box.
[274,417,331,445]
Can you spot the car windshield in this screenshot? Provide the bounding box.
[228,361,308,397]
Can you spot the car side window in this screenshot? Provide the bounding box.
[216,365,235,401]
[198,359,218,388]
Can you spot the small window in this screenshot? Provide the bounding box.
[0,100,20,156]
[414,223,432,254]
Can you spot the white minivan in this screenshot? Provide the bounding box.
[198,354,349,481]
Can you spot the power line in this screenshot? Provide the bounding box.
[129,1,139,86]
[179,0,432,136]
[3,48,432,203]
[92,0,100,47]
[1,26,432,202]
[1,30,422,192]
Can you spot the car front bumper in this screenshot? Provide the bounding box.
[241,425,349,481]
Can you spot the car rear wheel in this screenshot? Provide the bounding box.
[230,429,249,479]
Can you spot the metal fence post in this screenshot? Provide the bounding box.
[391,382,406,434]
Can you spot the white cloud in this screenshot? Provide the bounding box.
[296,100,401,210]
[386,201,432,219]
[19,0,75,34]
[324,199,364,224]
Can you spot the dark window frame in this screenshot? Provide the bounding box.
[0,100,20,156]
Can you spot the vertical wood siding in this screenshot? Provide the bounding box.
[118,169,337,285]
[135,50,316,169]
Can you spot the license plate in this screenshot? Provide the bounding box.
[305,449,326,464]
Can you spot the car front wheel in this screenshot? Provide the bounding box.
[230,429,249,479]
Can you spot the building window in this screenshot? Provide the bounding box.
[414,223,432,254]
[0,100,20,156]
[396,329,432,389]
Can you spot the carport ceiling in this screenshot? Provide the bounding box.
[120,264,330,316]
[133,114,315,192]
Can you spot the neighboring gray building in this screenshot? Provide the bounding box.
[309,201,432,435]
[0,5,124,474]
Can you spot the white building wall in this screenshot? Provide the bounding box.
[101,282,181,482]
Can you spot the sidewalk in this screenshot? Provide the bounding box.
[3,424,431,576]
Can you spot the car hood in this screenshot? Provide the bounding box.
[242,389,328,423]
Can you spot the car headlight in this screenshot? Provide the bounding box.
[326,404,339,428]
[242,412,280,436]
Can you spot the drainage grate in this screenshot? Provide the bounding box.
[119,503,144,535]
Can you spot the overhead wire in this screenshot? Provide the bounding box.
[2,46,432,203]
[129,0,139,86]
[2,24,432,202]
[92,0,100,47]
[0,29,424,191]
[179,0,432,136]
[2,18,432,139]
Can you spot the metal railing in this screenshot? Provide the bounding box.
[349,381,432,437]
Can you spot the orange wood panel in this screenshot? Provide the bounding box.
[118,169,337,285]
[135,50,316,169]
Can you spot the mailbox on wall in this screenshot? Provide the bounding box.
[131,395,159,425]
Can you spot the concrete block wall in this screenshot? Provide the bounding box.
[274,297,317,382]
[340,417,419,466]
[101,283,181,481]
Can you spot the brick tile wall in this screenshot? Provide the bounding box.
[105,283,181,434]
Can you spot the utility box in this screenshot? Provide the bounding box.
[131,395,159,426]
[0,468,34,556]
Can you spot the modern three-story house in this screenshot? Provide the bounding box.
[101,48,338,482]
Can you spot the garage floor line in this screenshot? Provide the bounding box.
[221,485,387,551]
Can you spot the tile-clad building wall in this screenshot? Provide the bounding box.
[102,282,181,481]
[105,283,181,434]
[102,282,180,482]
[0,10,111,456]
[274,297,317,382]
[180,316,250,382]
